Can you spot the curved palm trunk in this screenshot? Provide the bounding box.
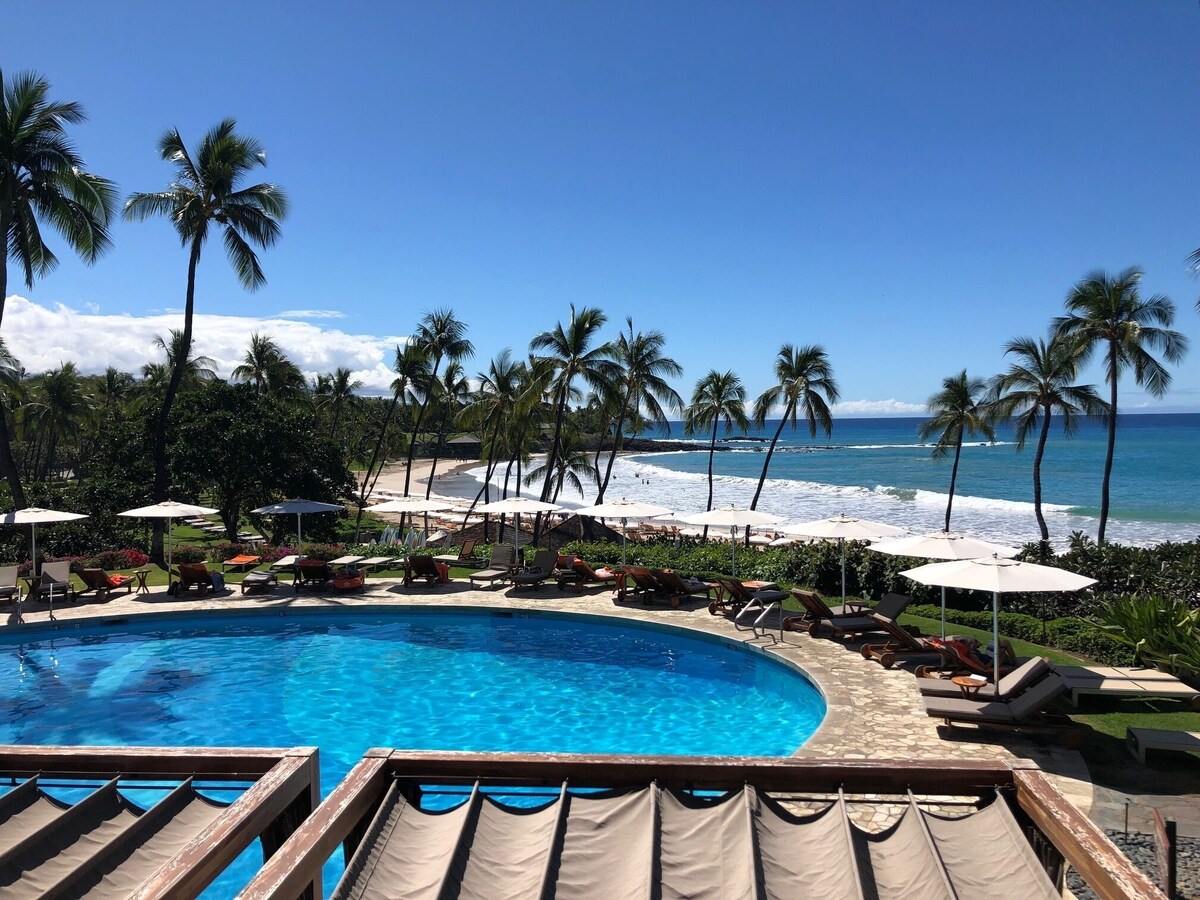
[0,243,27,508]
[943,434,964,532]
[534,380,569,542]
[1098,343,1118,545]
[749,405,791,511]
[402,360,441,498]
[353,391,400,542]
[1032,402,1052,544]
[151,240,201,566]
[596,389,632,503]
[703,418,718,542]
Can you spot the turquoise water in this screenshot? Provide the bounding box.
[610,413,1200,547]
[1,609,823,895]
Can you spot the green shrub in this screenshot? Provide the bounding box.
[1098,595,1200,677]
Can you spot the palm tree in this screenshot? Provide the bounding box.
[22,362,97,481]
[749,344,839,511]
[125,119,287,560]
[918,371,996,532]
[530,305,610,506]
[401,310,473,499]
[0,68,115,506]
[141,331,218,390]
[1054,267,1188,543]
[684,370,749,539]
[594,318,683,502]
[423,361,471,500]
[325,367,362,438]
[232,333,282,393]
[523,425,599,503]
[990,335,1106,546]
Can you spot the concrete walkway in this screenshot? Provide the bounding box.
[9,577,1095,821]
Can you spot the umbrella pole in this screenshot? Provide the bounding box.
[297,513,303,559]
[993,590,1001,686]
[940,586,947,639]
[621,518,627,568]
[31,524,37,579]
[167,517,173,586]
[730,526,737,577]
[840,538,846,602]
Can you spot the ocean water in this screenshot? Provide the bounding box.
[457,414,1199,548]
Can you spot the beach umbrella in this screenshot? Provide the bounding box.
[902,556,1096,685]
[1,507,89,578]
[573,498,672,566]
[869,530,1019,637]
[118,500,219,579]
[368,496,460,548]
[476,497,562,562]
[250,498,344,554]
[681,506,784,577]
[784,514,905,602]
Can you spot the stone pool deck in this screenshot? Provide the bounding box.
[6,576,1098,827]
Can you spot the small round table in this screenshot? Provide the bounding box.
[132,567,152,595]
[951,675,988,698]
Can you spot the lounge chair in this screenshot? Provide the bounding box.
[78,568,134,601]
[859,614,947,668]
[27,561,77,604]
[922,673,1072,734]
[405,555,449,587]
[240,570,278,595]
[295,559,332,591]
[1054,665,1200,711]
[0,565,20,606]
[803,592,913,639]
[918,656,1052,702]
[433,538,479,566]
[556,558,617,591]
[358,556,396,573]
[617,567,675,605]
[468,546,517,588]
[784,589,871,626]
[270,555,299,571]
[653,570,713,605]
[708,578,787,616]
[328,555,366,568]
[917,636,1018,679]
[511,550,558,590]
[176,563,214,593]
[222,554,262,572]
[1126,727,1200,764]
[332,569,366,592]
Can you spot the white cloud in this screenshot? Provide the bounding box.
[276,309,347,320]
[3,294,408,394]
[832,398,925,417]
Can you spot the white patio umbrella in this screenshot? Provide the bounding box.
[476,497,562,562]
[368,496,460,549]
[573,498,672,566]
[784,514,905,602]
[869,530,1019,638]
[2,507,89,620]
[902,556,1096,685]
[681,506,784,577]
[250,498,344,554]
[118,500,219,578]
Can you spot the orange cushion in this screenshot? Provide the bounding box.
[226,555,260,565]
[107,574,129,587]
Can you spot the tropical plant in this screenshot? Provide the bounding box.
[522,425,598,502]
[21,362,97,481]
[989,334,1106,546]
[232,332,304,397]
[1098,595,1200,677]
[324,366,362,438]
[125,119,287,561]
[530,305,610,511]
[917,370,995,532]
[139,331,218,395]
[1053,267,1188,543]
[594,318,683,502]
[684,370,748,539]
[749,344,839,511]
[0,68,116,506]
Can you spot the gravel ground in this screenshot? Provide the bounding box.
[1068,830,1199,899]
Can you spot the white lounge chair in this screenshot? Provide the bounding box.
[1126,727,1200,764]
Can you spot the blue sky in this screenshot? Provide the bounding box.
[4,1,1199,412]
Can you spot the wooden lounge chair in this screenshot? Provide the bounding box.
[621,567,672,605]
[708,578,787,616]
[78,567,134,601]
[805,592,913,640]
[0,564,21,607]
[556,558,617,591]
[653,569,712,605]
[221,554,262,572]
[784,589,870,627]
[916,636,1019,679]
[922,673,1072,734]
[512,550,558,590]
[1126,727,1200,764]
[294,559,332,591]
[27,561,77,603]
[405,555,449,587]
[918,656,1052,702]
[1054,665,1200,711]
[177,563,214,594]
[859,614,958,668]
[469,546,517,588]
[433,538,479,566]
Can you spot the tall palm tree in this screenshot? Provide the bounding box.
[423,361,471,499]
[1054,267,1188,543]
[0,68,115,505]
[918,370,996,532]
[594,318,683,502]
[530,305,610,507]
[141,331,218,391]
[22,362,97,481]
[522,425,599,503]
[990,335,1106,545]
[125,119,287,561]
[684,370,749,540]
[401,310,473,499]
[749,344,839,511]
[232,332,284,393]
[325,367,362,438]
